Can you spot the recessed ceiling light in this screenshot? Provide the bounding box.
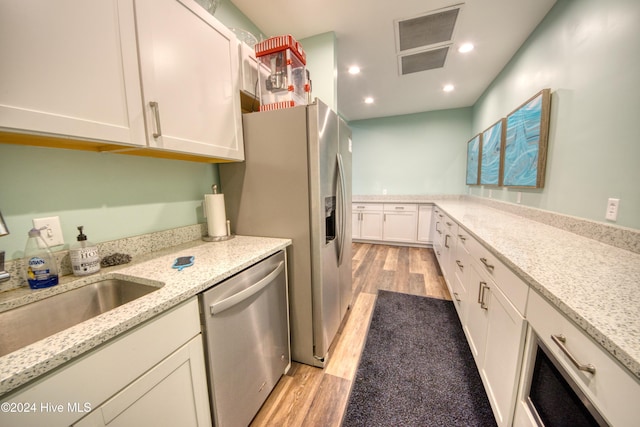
[348,66,361,75]
[458,43,474,53]
[364,97,374,104]
[443,84,455,92]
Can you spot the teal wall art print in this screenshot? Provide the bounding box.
[466,134,481,185]
[480,118,505,186]
[503,89,551,188]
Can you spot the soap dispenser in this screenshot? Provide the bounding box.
[24,227,59,289]
[70,226,101,276]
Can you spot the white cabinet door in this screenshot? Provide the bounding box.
[360,212,384,240]
[464,263,489,366]
[0,0,146,146]
[417,205,433,243]
[75,336,211,427]
[134,0,244,160]
[481,283,526,427]
[352,212,361,239]
[383,212,417,242]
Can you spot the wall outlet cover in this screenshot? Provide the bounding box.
[605,198,620,221]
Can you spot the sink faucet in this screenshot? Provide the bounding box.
[0,210,10,282]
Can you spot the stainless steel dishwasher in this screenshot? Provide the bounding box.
[199,250,290,427]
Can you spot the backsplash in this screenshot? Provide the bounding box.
[466,195,640,254]
[0,223,207,293]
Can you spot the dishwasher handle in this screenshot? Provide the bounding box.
[209,261,285,315]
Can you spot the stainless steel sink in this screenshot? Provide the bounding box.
[0,279,160,357]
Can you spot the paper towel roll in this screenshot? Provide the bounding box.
[205,194,227,237]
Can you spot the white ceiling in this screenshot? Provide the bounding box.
[230,0,557,121]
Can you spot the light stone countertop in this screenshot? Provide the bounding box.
[0,235,291,397]
[368,197,640,379]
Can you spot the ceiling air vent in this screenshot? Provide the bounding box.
[400,46,449,75]
[395,4,462,75]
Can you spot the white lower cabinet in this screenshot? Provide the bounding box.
[382,204,417,243]
[417,205,433,244]
[439,215,528,427]
[0,298,211,427]
[352,204,383,240]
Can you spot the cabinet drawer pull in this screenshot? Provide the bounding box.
[438,214,444,218]
[551,334,596,374]
[395,206,404,210]
[477,281,489,310]
[453,292,461,302]
[444,235,451,248]
[458,234,466,242]
[357,205,365,209]
[435,222,441,234]
[455,260,464,271]
[149,101,162,138]
[446,221,453,226]
[480,257,494,272]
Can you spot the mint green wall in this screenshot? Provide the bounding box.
[471,0,640,229]
[350,108,472,195]
[301,32,338,112]
[215,0,265,41]
[0,145,216,260]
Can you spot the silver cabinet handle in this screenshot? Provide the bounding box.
[435,222,441,234]
[149,101,162,138]
[551,334,596,374]
[458,234,466,242]
[395,206,404,210]
[357,205,365,209]
[477,281,489,310]
[444,234,451,248]
[446,221,453,226]
[480,257,494,272]
[456,260,464,271]
[438,214,444,218]
[453,292,461,302]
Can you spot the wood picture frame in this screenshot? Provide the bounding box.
[480,118,505,186]
[466,134,482,185]
[502,88,551,188]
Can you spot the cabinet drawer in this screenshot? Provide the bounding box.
[527,290,640,427]
[352,203,383,211]
[466,234,528,314]
[383,203,417,212]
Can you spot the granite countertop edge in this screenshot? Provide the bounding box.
[0,235,292,397]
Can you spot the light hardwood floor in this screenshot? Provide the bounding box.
[250,243,451,427]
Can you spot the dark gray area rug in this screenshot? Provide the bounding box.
[342,290,497,427]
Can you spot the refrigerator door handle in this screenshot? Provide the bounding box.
[336,153,347,266]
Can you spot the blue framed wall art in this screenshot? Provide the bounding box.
[503,89,551,188]
[466,134,482,185]
[480,119,505,186]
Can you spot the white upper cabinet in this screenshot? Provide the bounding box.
[0,0,244,161]
[134,0,244,160]
[0,0,146,146]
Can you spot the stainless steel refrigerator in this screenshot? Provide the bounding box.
[219,99,352,367]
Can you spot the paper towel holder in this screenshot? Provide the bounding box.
[203,219,234,242]
[202,185,235,242]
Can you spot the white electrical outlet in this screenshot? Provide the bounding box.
[605,198,620,221]
[32,216,65,247]
[382,189,387,195]
[516,192,522,204]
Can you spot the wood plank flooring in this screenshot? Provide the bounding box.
[250,243,451,426]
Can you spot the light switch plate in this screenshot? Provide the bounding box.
[32,216,65,247]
